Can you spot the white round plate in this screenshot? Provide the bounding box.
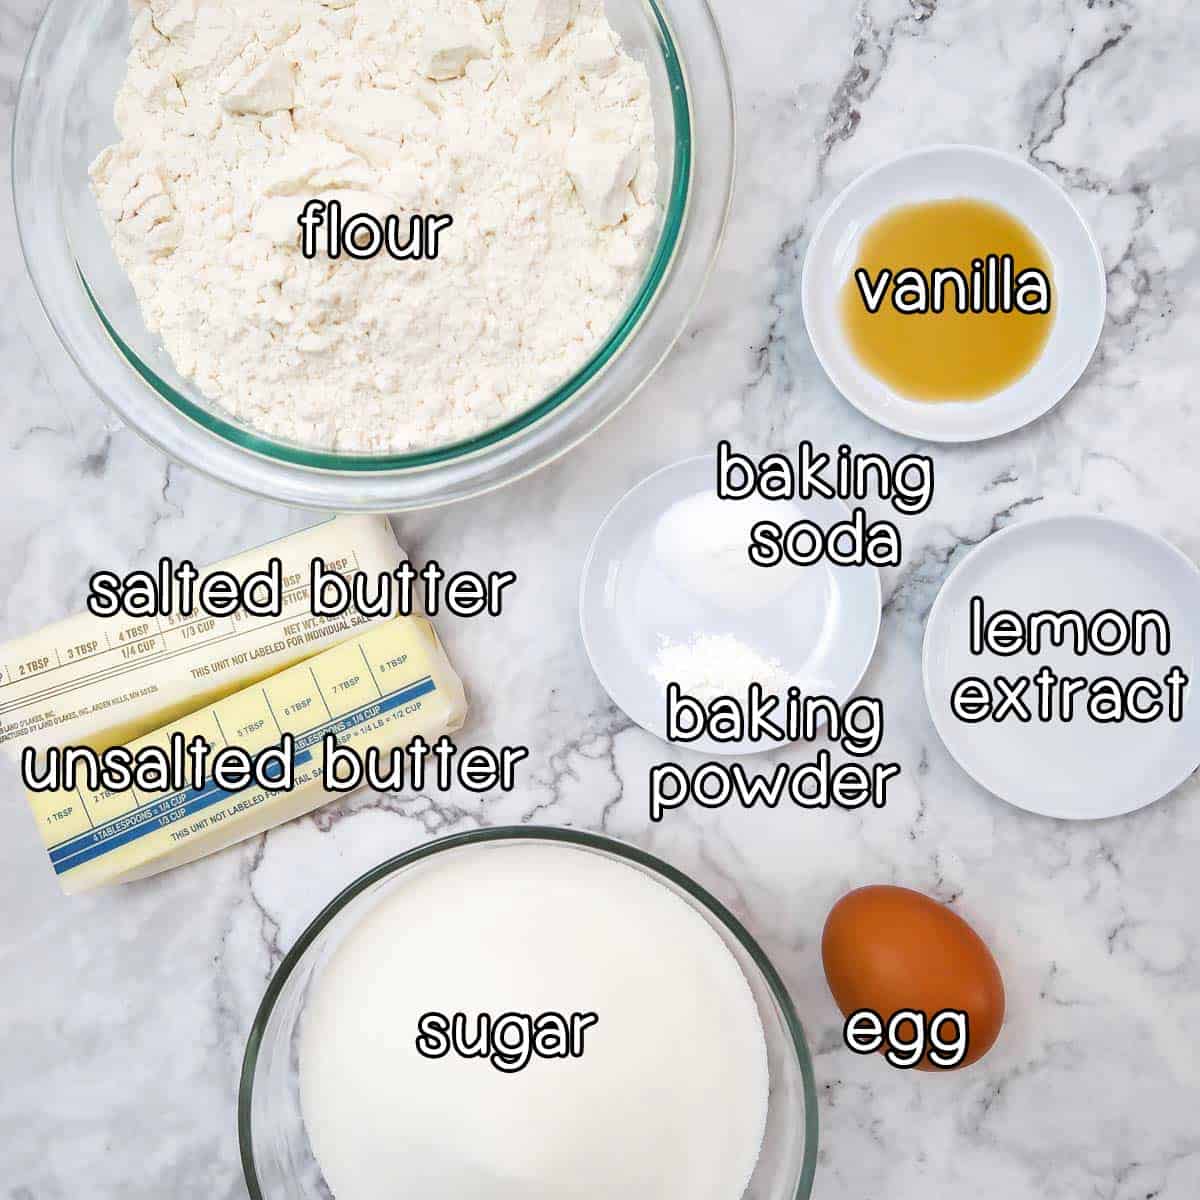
[923,515,1200,819]
[580,455,882,756]
[802,144,1106,443]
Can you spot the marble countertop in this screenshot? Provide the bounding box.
[3,0,1199,1196]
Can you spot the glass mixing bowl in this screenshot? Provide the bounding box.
[239,827,819,1199]
[13,0,734,511]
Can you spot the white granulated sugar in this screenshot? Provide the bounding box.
[91,0,660,451]
[652,634,794,703]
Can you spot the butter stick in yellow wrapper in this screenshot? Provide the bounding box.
[27,618,467,894]
[0,515,404,758]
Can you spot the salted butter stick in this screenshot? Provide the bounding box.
[0,516,402,758]
[31,618,467,894]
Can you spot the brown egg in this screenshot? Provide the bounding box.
[822,885,1005,1071]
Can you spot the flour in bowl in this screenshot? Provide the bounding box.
[91,0,660,451]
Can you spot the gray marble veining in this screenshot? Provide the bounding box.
[2,0,1199,1196]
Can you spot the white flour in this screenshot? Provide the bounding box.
[91,0,659,451]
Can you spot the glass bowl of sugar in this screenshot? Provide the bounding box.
[14,0,734,510]
[239,828,818,1200]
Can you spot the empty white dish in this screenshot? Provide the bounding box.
[802,145,1106,443]
[923,514,1200,819]
[580,455,882,756]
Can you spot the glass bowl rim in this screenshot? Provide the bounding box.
[21,0,693,473]
[237,825,820,1200]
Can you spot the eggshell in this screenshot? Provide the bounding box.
[822,885,1005,1071]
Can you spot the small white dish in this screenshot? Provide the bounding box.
[802,145,1106,443]
[580,455,882,756]
[923,514,1200,820]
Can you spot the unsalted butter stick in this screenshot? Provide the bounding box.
[0,516,402,758]
[32,618,468,894]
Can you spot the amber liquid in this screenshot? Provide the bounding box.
[839,198,1055,402]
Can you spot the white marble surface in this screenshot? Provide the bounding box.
[3,0,1200,1196]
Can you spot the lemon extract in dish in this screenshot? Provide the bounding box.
[839,197,1056,402]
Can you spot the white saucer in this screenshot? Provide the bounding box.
[923,515,1200,819]
[580,455,882,756]
[802,145,1107,443]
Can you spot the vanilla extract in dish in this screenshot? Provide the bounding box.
[840,197,1055,402]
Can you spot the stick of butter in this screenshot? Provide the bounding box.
[30,618,467,894]
[0,516,401,758]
